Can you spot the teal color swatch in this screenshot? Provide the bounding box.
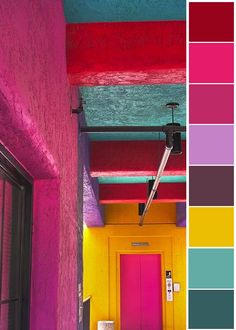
[189,290,234,329]
[189,249,234,288]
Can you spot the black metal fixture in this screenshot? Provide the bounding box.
[138,203,145,216]
[166,102,182,155]
[139,101,184,225]
[72,97,84,114]
[139,134,173,226]
[148,179,157,199]
[80,125,186,133]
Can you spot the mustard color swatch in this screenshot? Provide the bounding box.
[189,207,234,247]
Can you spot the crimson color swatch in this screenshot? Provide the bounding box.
[189,2,234,41]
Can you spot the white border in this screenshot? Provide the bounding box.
[188,1,235,329]
[186,2,190,329]
[234,0,235,327]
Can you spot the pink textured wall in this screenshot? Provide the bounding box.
[0,1,78,329]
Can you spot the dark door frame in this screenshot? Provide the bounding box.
[0,144,33,330]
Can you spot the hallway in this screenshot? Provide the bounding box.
[0,1,186,329]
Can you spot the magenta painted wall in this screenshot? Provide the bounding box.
[0,1,78,329]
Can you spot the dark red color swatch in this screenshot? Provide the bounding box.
[189,2,234,41]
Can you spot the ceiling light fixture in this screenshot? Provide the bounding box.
[166,102,182,155]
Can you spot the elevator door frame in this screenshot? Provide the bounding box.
[120,253,163,330]
[108,236,174,330]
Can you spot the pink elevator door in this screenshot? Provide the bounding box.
[120,254,163,330]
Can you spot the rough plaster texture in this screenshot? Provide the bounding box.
[80,84,186,141]
[0,1,79,329]
[67,21,186,86]
[99,182,186,203]
[83,167,104,227]
[90,141,186,177]
[81,84,186,126]
[79,113,103,227]
[64,0,186,23]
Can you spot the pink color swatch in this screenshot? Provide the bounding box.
[189,43,234,83]
[189,84,234,124]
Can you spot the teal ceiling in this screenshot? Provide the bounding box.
[64,0,186,23]
[98,176,186,184]
[80,84,186,140]
[65,0,186,206]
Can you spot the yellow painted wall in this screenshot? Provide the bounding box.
[104,203,176,224]
[84,223,186,329]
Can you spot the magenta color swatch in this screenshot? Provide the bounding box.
[189,84,234,124]
[189,125,234,165]
[189,43,234,83]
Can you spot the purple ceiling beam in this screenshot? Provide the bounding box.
[83,166,104,227]
[78,107,104,227]
[83,167,104,227]
[176,202,186,227]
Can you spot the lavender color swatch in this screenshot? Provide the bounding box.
[189,125,234,164]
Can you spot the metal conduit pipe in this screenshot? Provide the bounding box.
[80,125,186,133]
[139,127,174,226]
[139,135,174,226]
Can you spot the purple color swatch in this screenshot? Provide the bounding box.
[189,84,234,124]
[189,125,234,164]
[189,166,234,206]
[189,43,234,83]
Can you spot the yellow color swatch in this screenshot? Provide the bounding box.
[189,207,234,247]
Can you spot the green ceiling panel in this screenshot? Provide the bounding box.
[80,84,186,140]
[98,175,186,184]
[64,0,186,23]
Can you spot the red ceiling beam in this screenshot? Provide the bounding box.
[99,183,186,203]
[90,141,186,177]
[66,21,186,86]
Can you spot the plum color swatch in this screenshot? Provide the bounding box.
[189,2,234,42]
[189,125,234,164]
[189,249,234,288]
[189,166,234,206]
[189,84,234,124]
[189,290,234,329]
[189,43,234,83]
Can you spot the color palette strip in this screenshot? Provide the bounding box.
[188,2,234,329]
